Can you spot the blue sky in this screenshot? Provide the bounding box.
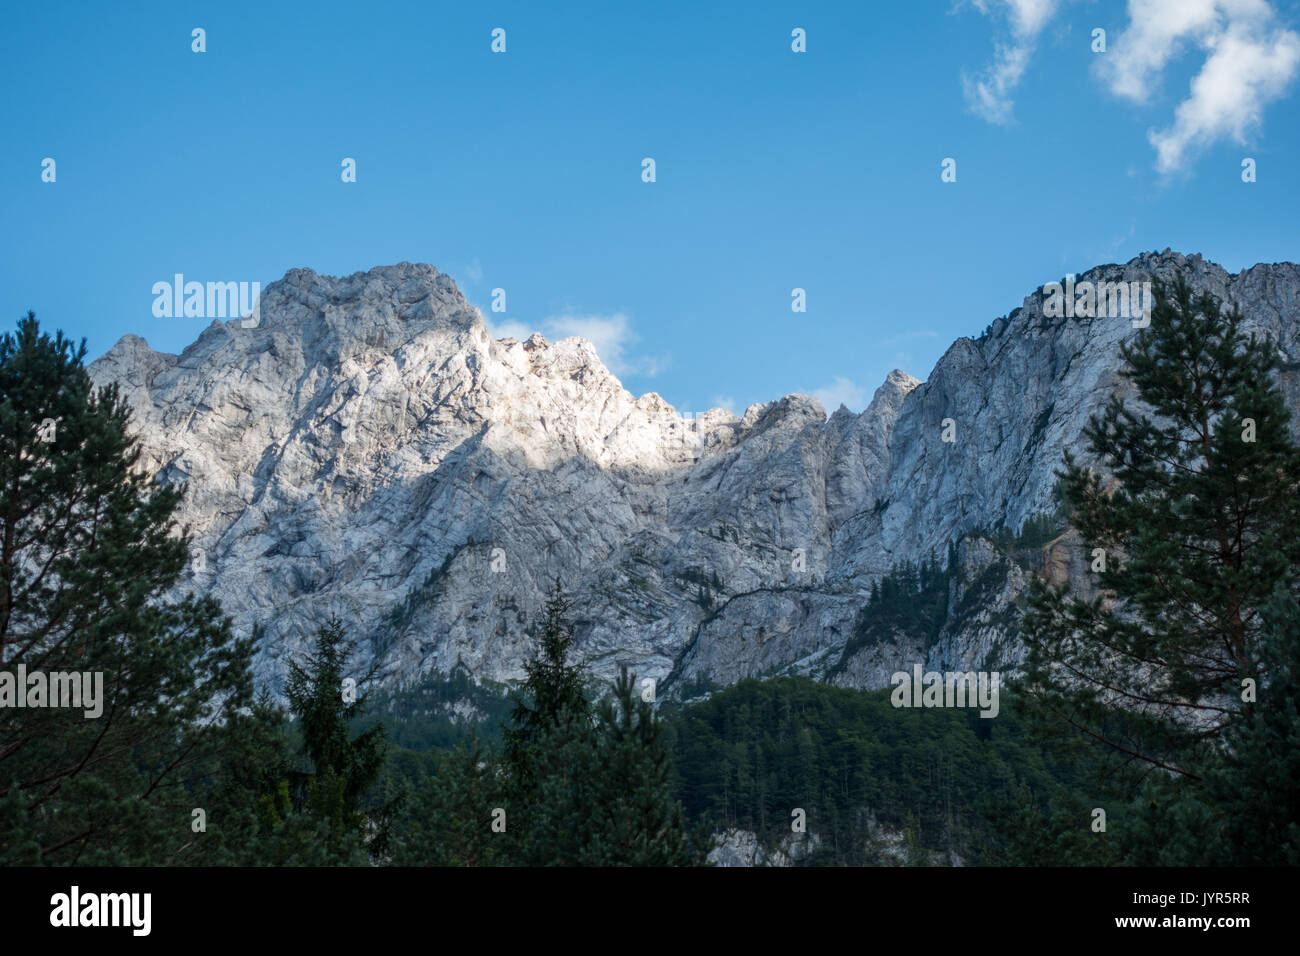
[3,0,1298,415]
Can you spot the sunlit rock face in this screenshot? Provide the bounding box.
[90,252,1300,697]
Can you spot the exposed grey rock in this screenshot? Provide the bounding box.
[707,829,777,867]
[87,252,1300,698]
[706,828,821,867]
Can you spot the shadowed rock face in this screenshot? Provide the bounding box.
[89,252,1300,698]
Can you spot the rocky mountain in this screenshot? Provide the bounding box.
[88,251,1300,699]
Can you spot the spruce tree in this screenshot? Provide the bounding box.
[502,578,589,787]
[282,616,391,860]
[490,583,707,865]
[515,666,707,866]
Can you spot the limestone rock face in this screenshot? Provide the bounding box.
[707,829,779,867]
[88,252,1300,696]
[706,828,821,867]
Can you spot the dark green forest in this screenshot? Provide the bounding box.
[2,273,1297,866]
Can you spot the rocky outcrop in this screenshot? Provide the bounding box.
[706,828,822,867]
[87,252,1300,697]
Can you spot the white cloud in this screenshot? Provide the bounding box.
[1099,0,1300,173]
[543,313,639,373]
[1002,0,1059,34]
[710,395,738,416]
[484,310,665,378]
[1099,0,1221,101]
[463,258,484,283]
[811,376,868,414]
[963,42,1035,124]
[962,0,1063,123]
[485,316,535,340]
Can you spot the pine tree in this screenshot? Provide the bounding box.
[0,313,255,864]
[1196,585,1300,863]
[391,734,505,866]
[1023,277,1300,779]
[1018,277,1300,864]
[181,686,304,865]
[1122,584,1300,865]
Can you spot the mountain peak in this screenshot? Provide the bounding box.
[84,254,1300,700]
[254,261,478,336]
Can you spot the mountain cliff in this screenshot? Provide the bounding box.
[88,251,1300,698]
